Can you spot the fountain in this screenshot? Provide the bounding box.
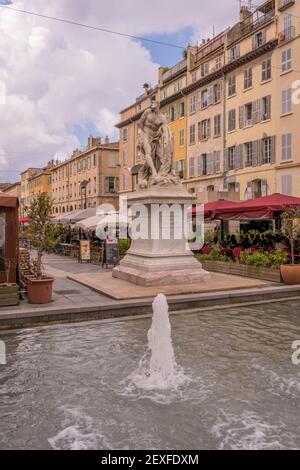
[130,294,187,391]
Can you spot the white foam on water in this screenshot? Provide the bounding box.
[249,361,300,399]
[48,406,111,450]
[211,409,298,450]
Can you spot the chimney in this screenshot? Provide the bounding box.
[240,6,252,23]
[105,136,110,145]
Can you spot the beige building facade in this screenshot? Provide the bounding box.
[50,136,120,214]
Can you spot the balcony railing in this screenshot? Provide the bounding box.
[162,59,187,82]
[278,26,295,44]
[227,9,275,46]
[278,0,295,12]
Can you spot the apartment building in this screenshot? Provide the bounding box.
[185,32,227,197]
[159,60,188,178]
[186,0,300,200]
[116,84,158,193]
[50,136,120,214]
[20,167,44,217]
[117,0,300,202]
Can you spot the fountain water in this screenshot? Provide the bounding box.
[130,294,187,391]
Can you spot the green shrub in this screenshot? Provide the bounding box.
[197,248,229,263]
[118,238,131,256]
[240,249,288,270]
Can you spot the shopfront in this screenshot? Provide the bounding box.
[0,193,18,283]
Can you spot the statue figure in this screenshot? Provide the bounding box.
[137,98,180,189]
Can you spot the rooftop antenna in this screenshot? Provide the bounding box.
[212,25,215,38]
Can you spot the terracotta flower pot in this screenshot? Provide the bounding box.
[26,277,54,304]
[280,264,300,285]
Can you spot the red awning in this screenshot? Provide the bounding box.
[214,193,300,220]
[19,217,29,223]
[191,199,239,219]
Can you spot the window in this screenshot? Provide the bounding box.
[179,101,185,117]
[282,88,292,114]
[215,56,222,70]
[189,157,195,177]
[228,109,236,132]
[179,129,185,147]
[284,14,293,40]
[201,62,209,77]
[262,95,271,121]
[201,90,208,108]
[245,142,253,166]
[245,103,253,126]
[169,106,175,122]
[199,119,211,140]
[105,177,118,193]
[282,175,292,196]
[213,82,221,103]
[228,76,236,96]
[282,48,292,72]
[214,115,221,137]
[190,95,196,113]
[174,81,181,93]
[262,59,271,81]
[191,71,197,83]
[254,31,265,49]
[123,128,128,142]
[228,45,240,62]
[123,174,127,191]
[93,177,97,193]
[262,137,272,164]
[161,89,167,100]
[282,133,292,161]
[108,153,116,167]
[202,154,207,175]
[189,124,196,144]
[244,68,252,89]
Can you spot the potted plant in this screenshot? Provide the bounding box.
[24,193,56,304]
[280,207,300,285]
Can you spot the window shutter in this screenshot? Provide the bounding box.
[224,149,228,171]
[257,139,263,165]
[208,86,213,106]
[257,99,262,123]
[197,155,203,176]
[207,119,211,138]
[239,106,245,129]
[189,157,195,178]
[252,100,258,124]
[233,146,238,170]
[214,151,221,173]
[271,136,276,164]
[207,153,213,175]
[252,140,258,166]
[116,177,120,192]
[104,178,109,193]
[267,95,271,119]
[261,179,267,197]
[247,181,253,200]
[252,35,256,50]
[238,144,244,169]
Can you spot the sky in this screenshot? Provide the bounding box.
[0,0,240,181]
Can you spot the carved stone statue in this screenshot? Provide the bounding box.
[137,98,180,189]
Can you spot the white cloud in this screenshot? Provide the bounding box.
[0,0,238,177]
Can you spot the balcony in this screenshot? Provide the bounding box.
[162,59,187,83]
[278,0,295,12]
[227,7,275,46]
[278,26,295,44]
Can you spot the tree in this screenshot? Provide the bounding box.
[25,193,58,279]
[281,207,300,264]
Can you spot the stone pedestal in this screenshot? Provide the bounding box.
[113,185,210,287]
